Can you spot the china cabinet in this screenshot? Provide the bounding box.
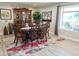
[13,8,32,29]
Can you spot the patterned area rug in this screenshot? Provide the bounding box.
[6,40,48,56]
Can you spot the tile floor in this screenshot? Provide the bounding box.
[0,34,79,56]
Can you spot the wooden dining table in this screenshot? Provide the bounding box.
[20,23,47,43]
[21,26,31,31]
[20,25,41,43]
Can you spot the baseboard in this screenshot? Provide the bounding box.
[59,34,79,43]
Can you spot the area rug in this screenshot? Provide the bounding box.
[6,40,48,56]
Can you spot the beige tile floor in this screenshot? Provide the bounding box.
[0,35,14,56]
[0,34,79,56]
[49,36,79,56]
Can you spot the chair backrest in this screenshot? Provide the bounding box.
[29,28,38,39]
[14,20,25,37]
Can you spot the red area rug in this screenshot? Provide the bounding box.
[6,39,48,56]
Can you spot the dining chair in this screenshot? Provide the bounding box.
[38,26,48,44]
[14,30,23,46]
[44,22,50,38]
[13,24,24,46]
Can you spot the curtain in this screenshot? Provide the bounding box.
[54,6,60,35]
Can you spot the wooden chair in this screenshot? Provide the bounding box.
[13,20,25,45]
[14,26,23,45]
[38,25,49,44]
[44,22,50,37]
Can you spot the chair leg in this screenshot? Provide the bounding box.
[15,38,19,46]
[14,38,16,43]
[45,34,47,40]
[14,36,17,43]
[21,37,24,43]
[48,32,49,37]
[16,39,18,46]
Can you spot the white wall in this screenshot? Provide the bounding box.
[38,5,57,34]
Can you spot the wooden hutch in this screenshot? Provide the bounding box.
[13,8,32,30]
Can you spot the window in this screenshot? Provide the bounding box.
[60,6,79,32]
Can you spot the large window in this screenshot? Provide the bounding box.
[60,6,79,32]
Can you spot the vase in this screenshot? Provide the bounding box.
[3,26,8,35]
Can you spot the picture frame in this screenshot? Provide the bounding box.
[42,11,52,22]
[0,9,11,20]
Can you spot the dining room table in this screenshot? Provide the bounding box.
[21,26,31,31]
[20,23,48,44]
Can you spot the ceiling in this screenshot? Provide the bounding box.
[21,2,78,8]
[0,2,62,8]
[0,2,77,8]
[19,2,60,8]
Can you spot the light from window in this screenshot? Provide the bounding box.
[60,6,79,32]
